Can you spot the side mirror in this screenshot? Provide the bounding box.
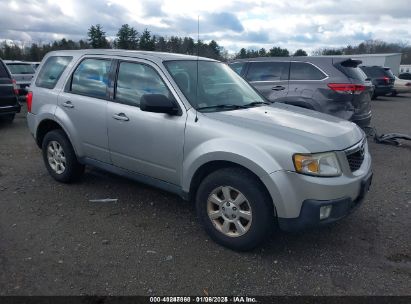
[140,94,179,115]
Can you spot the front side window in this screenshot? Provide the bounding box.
[164,60,266,111]
[115,62,172,107]
[290,62,326,80]
[36,56,72,89]
[70,58,111,98]
[246,62,289,81]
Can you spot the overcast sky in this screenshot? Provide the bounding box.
[1,0,410,54]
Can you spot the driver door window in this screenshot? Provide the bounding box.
[115,62,172,107]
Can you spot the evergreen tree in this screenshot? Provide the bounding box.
[139,29,155,51]
[115,24,138,49]
[87,24,109,49]
[293,49,307,56]
[268,46,289,57]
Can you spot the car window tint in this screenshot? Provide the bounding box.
[6,63,35,75]
[36,56,73,89]
[115,62,172,107]
[229,62,246,75]
[246,62,289,81]
[0,61,9,78]
[360,67,385,78]
[340,66,366,80]
[290,62,326,80]
[71,59,111,98]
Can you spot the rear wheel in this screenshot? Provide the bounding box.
[42,129,84,183]
[196,167,274,251]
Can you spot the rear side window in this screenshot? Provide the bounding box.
[70,58,111,98]
[6,63,35,75]
[290,62,326,80]
[229,62,246,75]
[36,56,73,89]
[339,66,366,80]
[115,61,172,107]
[246,62,289,81]
[0,61,10,78]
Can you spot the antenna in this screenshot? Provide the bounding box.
[195,15,200,123]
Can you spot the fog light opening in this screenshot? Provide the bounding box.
[320,205,332,220]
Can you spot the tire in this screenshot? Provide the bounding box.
[1,113,15,123]
[42,129,84,183]
[196,167,275,251]
[391,90,397,97]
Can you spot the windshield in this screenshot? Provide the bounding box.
[164,60,266,112]
[6,63,35,75]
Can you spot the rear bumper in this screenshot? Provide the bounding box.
[374,86,393,96]
[351,111,372,127]
[278,171,373,232]
[0,104,21,115]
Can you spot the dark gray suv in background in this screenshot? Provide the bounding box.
[229,57,372,127]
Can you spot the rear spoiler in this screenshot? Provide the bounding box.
[333,58,362,67]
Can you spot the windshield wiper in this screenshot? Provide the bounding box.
[243,101,271,107]
[196,104,248,112]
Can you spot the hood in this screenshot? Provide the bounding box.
[204,103,364,152]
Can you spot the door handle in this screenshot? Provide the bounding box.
[62,101,74,108]
[272,85,285,91]
[112,113,129,121]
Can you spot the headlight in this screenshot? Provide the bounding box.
[293,152,341,177]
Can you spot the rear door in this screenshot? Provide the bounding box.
[244,61,289,101]
[287,62,327,108]
[58,57,112,163]
[0,60,18,108]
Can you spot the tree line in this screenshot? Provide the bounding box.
[0,24,226,62]
[0,23,410,64]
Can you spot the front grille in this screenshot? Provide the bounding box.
[345,139,366,172]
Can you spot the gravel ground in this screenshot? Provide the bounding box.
[0,94,410,296]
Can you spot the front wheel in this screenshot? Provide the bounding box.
[196,167,275,251]
[42,129,84,183]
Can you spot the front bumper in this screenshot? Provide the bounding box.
[278,171,373,231]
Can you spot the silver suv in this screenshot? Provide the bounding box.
[27,50,372,251]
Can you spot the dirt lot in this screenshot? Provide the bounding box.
[0,95,410,296]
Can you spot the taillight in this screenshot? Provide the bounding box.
[12,79,19,95]
[27,91,33,113]
[327,83,366,95]
[382,76,390,84]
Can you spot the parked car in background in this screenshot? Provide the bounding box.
[26,50,372,250]
[392,76,411,96]
[4,60,36,101]
[0,58,21,122]
[399,72,411,80]
[229,56,372,127]
[359,66,395,99]
[27,61,41,70]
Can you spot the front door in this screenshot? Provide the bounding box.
[107,60,186,185]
